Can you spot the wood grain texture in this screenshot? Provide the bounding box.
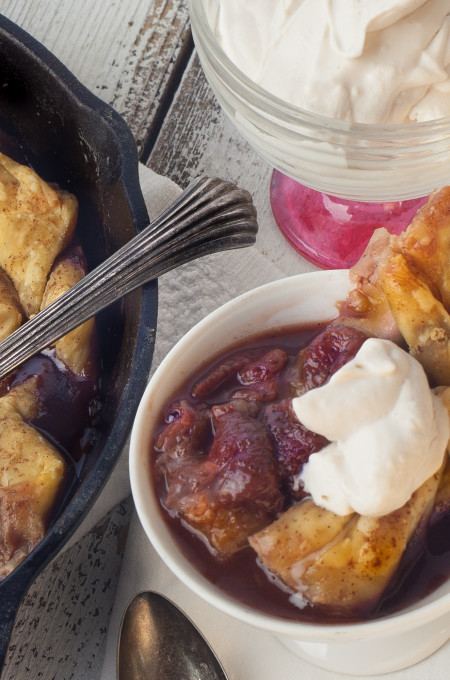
[0,3,194,677]
[145,53,316,406]
[147,53,313,279]
[0,2,315,678]
[2,0,192,155]
[2,498,133,680]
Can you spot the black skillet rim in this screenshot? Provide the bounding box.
[0,14,158,599]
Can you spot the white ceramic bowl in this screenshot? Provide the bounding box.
[130,270,450,676]
[188,0,450,203]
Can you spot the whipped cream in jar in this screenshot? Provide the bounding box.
[206,0,450,124]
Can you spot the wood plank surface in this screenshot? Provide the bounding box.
[136,48,317,389]
[148,52,309,271]
[0,2,193,678]
[0,1,314,678]
[3,500,133,680]
[2,0,192,155]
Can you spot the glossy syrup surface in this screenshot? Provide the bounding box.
[151,324,450,624]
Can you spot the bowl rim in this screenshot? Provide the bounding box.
[130,269,450,643]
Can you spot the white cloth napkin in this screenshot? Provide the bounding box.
[96,164,449,680]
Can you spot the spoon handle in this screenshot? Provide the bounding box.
[0,176,257,380]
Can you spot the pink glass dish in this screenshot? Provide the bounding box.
[188,0,450,268]
[271,171,428,268]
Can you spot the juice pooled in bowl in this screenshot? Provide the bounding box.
[149,187,450,623]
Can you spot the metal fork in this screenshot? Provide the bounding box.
[0,176,258,379]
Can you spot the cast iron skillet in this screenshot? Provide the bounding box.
[0,14,158,669]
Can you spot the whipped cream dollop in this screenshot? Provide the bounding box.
[206,0,450,123]
[292,338,449,517]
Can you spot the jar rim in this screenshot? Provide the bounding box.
[188,0,450,140]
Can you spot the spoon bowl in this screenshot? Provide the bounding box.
[117,591,228,680]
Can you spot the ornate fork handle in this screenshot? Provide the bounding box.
[0,176,258,379]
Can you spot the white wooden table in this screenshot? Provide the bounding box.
[0,2,314,678]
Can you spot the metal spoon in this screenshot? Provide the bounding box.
[117,591,228,680]
[0,176,257,380]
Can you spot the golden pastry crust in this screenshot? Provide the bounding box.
[379,252,450,385]
[339,187,450,386]
[393,187,450,309]
[337,227,401,342]
[0,152,77,316]
[0,153,96,579]
[249,188,450,614]
[41,246,95,375]
[250,467,443,615]
[152,185,450,618]
[0,268,23,341]
[0,395,66,580]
